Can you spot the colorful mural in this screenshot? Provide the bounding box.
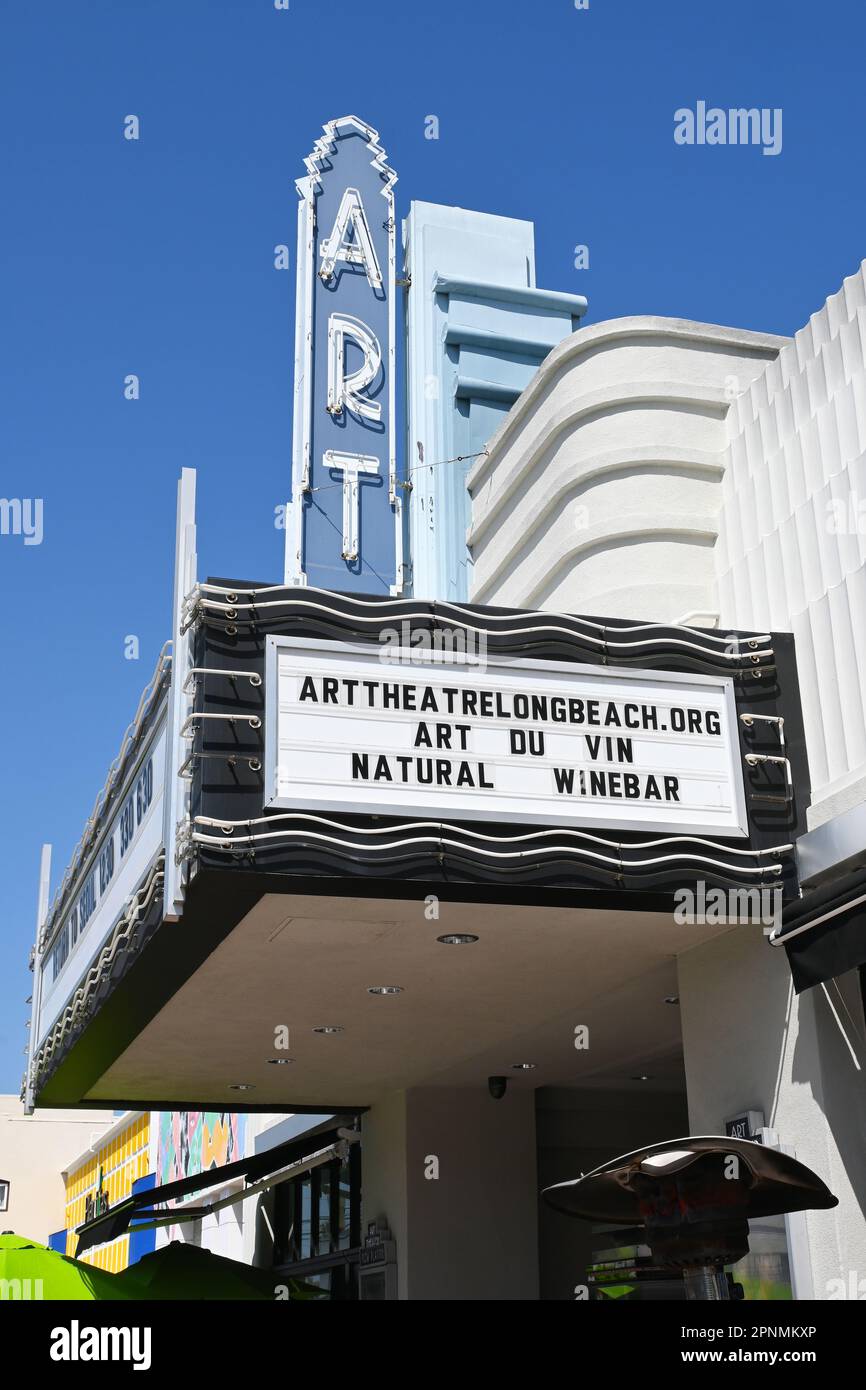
[157,1111,246,1193]
[61,1111,246,1266]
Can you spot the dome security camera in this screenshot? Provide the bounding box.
[488,1075,508,1100]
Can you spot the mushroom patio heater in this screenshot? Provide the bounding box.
[543,1135,838,1301]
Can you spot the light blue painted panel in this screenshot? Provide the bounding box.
[457,346,542,389]
[444,296,582,345]
[404,202,587,601]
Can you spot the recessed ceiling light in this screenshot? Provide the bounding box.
[229,1083,256,1091]
[266,1057,294,1065]
[631,1074,653,1082]
[312,1026,345,1035]
[511,1062,537,1071]
[436,933,479,945]
[664,995,679,1005]
[367,985,403,995]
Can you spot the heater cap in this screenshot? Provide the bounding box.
[542,1134,838,1223]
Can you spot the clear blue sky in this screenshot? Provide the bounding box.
[1,0,864,1092]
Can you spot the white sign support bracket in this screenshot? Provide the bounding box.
[163,468,198,921]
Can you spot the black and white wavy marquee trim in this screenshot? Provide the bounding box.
[183,583,774,679]
[189,813,791,888]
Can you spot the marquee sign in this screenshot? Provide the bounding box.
[264,637,749,837]
[36,708,168,1045]
[287,116,403,595]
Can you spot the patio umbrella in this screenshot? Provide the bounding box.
[0,1233,134,1301]
[113,1240,321,1300]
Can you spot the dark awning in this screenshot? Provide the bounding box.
[773,867,866,993]
[75,1115,358,1255]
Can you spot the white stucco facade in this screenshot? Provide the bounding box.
[468,317,785,621]
[0,1095,114,1244]
[468,264,866,1300]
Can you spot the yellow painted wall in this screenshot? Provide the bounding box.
[63,1112,150,1272]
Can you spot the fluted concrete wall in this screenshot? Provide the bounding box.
[468,318,785,623]
[716,263,866,826]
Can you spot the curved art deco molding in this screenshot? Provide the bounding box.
[519,522,719,611]
[468,383,731,547]
[470,447,725,603]
[468,316,787,495]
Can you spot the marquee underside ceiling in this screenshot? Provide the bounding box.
[83,891,727,1108]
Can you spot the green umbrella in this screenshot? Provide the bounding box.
[113,1240,322,1301]
[0,1233,134,1301]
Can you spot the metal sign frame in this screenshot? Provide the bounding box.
[263,634,750,837]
